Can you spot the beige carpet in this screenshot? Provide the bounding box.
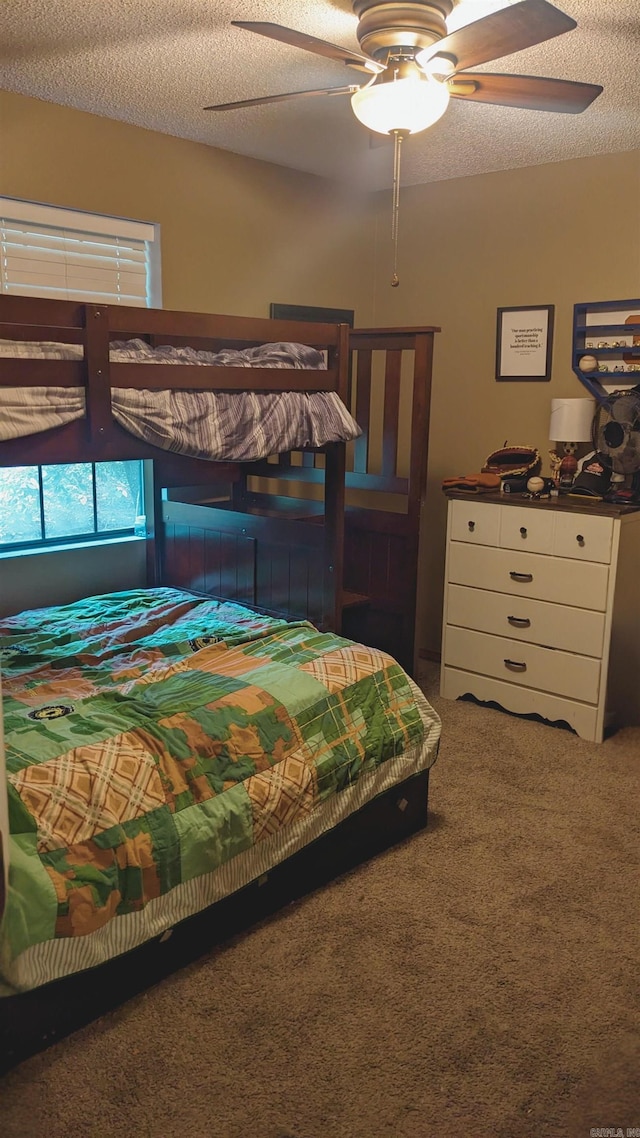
[2,667,639,1138]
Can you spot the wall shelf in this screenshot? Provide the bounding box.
[572,298,640,400]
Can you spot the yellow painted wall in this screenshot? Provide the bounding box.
[0,90,375,320]
[370,150,640,653]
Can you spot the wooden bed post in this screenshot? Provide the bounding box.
[231,467,250,513]
[144,461,162,587]
[335,322,351,407]
[323,442,346,632]
[83,304,113,454]
[321,321,350,632]
[403,332,435,674]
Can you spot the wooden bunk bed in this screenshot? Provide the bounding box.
[0,296,441,1072]
[0,295,352,632]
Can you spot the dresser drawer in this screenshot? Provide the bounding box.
[447,542,610,611]
[552,511,614,563]
[441,667,599,741]
[499,505,554,554]
[449,499,501,546]
[445,583,606,658]
[443,626,602,703]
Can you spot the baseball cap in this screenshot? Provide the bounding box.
[568,454,612,499]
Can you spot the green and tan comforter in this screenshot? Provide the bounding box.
[0,588,440,993]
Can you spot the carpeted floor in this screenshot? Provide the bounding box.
[1,667,639,1138]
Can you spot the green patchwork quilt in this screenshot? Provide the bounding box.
[0,588,440,992]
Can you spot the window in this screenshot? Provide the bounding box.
[0,197,161,553]
[0,462,144,552]
[0,197,160,305]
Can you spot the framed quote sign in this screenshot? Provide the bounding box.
[496,304,555,381]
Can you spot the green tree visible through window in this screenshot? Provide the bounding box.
[0,461,143,549]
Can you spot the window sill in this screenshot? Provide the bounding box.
[0,535,145,561]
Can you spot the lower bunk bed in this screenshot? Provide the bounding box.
[0,586,440,1072]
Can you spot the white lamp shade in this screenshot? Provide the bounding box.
[351,73,450,135]
[549,398,595,442]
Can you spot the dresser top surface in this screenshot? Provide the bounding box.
[443,490,640,518]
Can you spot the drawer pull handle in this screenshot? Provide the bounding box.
[504,659,527,672]
[576,534,585,546]
[507,615,531,628]
[519,526,527,538]
[510,571,533,582]
[468,520,475,532]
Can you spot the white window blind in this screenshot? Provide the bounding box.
[0,197,160,307]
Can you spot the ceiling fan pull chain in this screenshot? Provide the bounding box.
[391,130,403,287]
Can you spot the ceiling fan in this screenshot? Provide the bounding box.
[204,0,603,132]
[205,0,602,286]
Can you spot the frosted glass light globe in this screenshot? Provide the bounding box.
[351,72,450,136]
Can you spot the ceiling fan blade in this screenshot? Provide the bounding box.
[204,86,358,112]
[426,0,576,73]
[231,21,381,73]
[448,72,603,113]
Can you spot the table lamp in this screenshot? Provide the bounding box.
[549,398,595,489]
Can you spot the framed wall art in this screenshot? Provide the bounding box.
[496,304,555,382]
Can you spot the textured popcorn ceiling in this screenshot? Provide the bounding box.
[1,0,639,189]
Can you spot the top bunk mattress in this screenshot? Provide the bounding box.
[0,338,360,461]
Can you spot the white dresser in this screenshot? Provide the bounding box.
[440,493,640,742]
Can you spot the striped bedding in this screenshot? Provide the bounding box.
[0,588,440,993]
[0,338,360,460]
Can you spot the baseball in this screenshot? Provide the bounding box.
[527,476,545,494]
[578,354,598,372]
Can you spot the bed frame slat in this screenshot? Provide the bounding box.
[0,359,85,386]
[353,349,372,475]
[107,362,339,392]
[382,349,402,479]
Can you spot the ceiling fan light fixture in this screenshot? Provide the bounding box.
[415,50,457,78]
[351,66,450,135]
